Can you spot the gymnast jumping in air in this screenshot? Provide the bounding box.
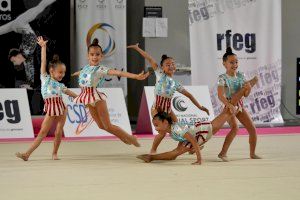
[73,39,149,147]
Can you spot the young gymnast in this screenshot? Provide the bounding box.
[217,47,261,162]
[73,39,149,147]
[127,43,209,154]
[16,36,77,161]
[136,78,257,165]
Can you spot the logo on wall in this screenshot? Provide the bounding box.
[66,103,94,135]
[115,0,125,9]
[188,0,256,25]
[0,0,11,21]
[77,0,88,9]
[86,23,116,57]
[216,29,256,53]
[172,96,187,112]
[97,0,106,9]
[0,99,21,124]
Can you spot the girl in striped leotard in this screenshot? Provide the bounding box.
[136,80,256,165]
[73,39,149,147]
[16,36,77,161]
[128,43,210,154]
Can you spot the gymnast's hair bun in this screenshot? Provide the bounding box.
[161,54,168,60]
[226,47,233,54]
[92,38,99,45]
[52,54,60,62]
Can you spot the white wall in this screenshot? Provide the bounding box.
[145,0,191,85]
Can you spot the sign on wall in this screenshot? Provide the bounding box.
[136,86,214,135]
[63,88,132,137]
[189,0,283,124]
[0,89,34,139]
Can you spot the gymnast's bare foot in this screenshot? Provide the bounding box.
[149,149,157,155]
[52,154,60,160]
[218,153,229,162]
[129,135,141,147]
[15,152,29,161]
[250,154,262,159]
[137,154,152,163]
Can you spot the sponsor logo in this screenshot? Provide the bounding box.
[0,0,11,11]
[172,96,187,112]
[86,23,116,57]
[66,103,124,135]
[67,104,94,135]
[0,100,21,124]
[217,30,256,53]
[0,0,11,21]
[189,0,256,25]
[97,0,106,9]
[115,0,125,9]
[77,0,88,9]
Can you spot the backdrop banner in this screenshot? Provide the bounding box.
[189,0,283,124]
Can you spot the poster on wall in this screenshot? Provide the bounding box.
[136,86,214,135]
[75,0,128,95]
[0,89,34,139]
[0,0,70,89]
[189,0,283,125]
[62,88,132,138]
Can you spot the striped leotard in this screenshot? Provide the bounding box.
[170,121,213,148]
[152,68,184,113]
[41,73,67,116]
[74,65,110,106]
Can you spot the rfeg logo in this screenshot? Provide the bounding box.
[86,23,116,57]
[0,100,21,124]
[217,30,256,53]
[172,96,187,112]
[188,0,257,25]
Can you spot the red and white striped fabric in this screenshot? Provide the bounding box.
[194,121,213,141]
[236,99,244,112]
[74,87,107,106]
[183,132,206,149]
[43,96,66,116]
[153,95,172,113]
[183,121,213,149]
